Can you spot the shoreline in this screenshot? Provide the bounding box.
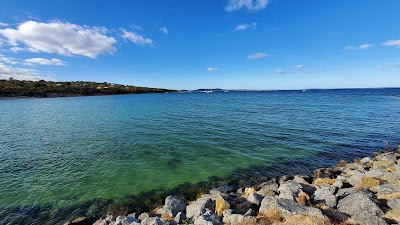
[63,145,400,225]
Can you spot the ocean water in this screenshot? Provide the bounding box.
[1,89,400,224]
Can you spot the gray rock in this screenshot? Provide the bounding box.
[333,180,343,189]
[365,168,387,178]
[346,170,365,187]
[375,152,396,162]
[140,217,169,225]
[375,184,400,195]
[186,197,215,219]
[336,187,357,198]
[337,191,386,225]
[174,212,186,224]
[258,178,279,192]
[387,197,400,210]
[193,209,220,225]
[163,196,186,218]
[222,210,256,225]
[247,192,263,205]
[115,216,139,225]
[293,175,309,185]
[259,196,325,220]
[360,157,373,165]
[313,185,337,208]
[278,189,295,201]
[279,180,302,194]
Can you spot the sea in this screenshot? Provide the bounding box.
[1,88,399,224]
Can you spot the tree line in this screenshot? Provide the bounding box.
[0,79,175,98]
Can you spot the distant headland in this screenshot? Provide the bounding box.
[0,79,176,98]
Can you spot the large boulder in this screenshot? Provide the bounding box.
[247,192,263,205]
[257,179,279,196]
[278,181,302,201]
[375,184,400,200]
[215,193,230,216]
[222,209,257,225]
[140,217,170,225]
[186,196,215,219]
[193,209,220,225]
[337,191,387,225]
[259,196,326,221]
[163,196,186,218]
[387,197,400,210]
[115,216,139,225]
[312,185,337,208]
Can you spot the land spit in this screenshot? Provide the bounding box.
[65,146,400,225]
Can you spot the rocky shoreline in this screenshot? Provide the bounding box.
[65,146,400,225]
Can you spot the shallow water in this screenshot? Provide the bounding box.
[1,89,400,224]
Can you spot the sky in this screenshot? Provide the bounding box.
[0,0,399,90]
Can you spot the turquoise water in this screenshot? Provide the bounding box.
[1,89,400,224]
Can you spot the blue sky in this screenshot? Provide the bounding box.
[0,0,399,90]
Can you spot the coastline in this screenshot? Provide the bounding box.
[63,145,400,225]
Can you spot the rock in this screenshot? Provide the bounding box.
[387,197,400,210]
[337,191,386,225]
[215,185,235,193]
[375,152,397,162]
[247,192,263,205]
[273,214,332,225]
[115,216,139,225]
[296,191,310,206]
[259,196,326,221]
[278,190,295,201]
[364,168,387,178]
[140,217,169,225]
[215,193,230,216]
[358,177,384,189]
[138,213,150,221]
[278,181,302,201]
[186,196,215,219]
[293,175,309,185]
[360,157,373,165]
[258,179,279,193]
[375,184,400,200]
[383,210,400,224]
[244,187,255,196]
[174,212,186,224]
[313,178,336,186]
[313,185,337,208]
[222,209,256,225]
[335,187,357,198]
[163,196,186,218]
[193,209,220,225]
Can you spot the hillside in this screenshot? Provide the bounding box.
[0,79,175,98]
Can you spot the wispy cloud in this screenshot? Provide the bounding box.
[248,52,268,59]
[206,67,219,72]
[25,57,66,66]
[121,29,153,46]
[159,27,168,35]
[0,22,8,27]
[234,22,257,31]
[344,46,356,50]
[359,44,373,49]
[295,64,304,69]
[0,62,53,81]
[383,39,400,47]
[0,20,117,59]
[274,69,285,74]
[225,0,269,12]
[0,54,19,65]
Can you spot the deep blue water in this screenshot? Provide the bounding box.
[1,88,399,224]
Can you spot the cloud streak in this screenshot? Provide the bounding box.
[234,22,257,31]
[25,57,66,66]
[225,0,269,12]
[206,67,219,72]
[0,20,117,58]
[275,69,285,74]
[122,29,153,46]
[248,52,268,59]
[383,39,400,47]
[159,27,168,35]
[0,62,52,81]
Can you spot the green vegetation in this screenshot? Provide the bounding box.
[0,78,175,98]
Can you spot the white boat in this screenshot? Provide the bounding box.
[205,89,213,93]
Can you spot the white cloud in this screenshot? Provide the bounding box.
[0,22,8,27]
[0,54,19,65]
[344,46,356,50]
[0,62,52,81]
[0,20,117,59]
[121,29,153,46]
[225,0,269,12]
[295,64,304,69]
[159,27,168,35]
[383,39,400,47]
[25,57,66,66]
[248,52,268,59]
[206,67,219,72]
[274,69,285,74]
[359,44,373,49]
[131,24,143,31]
[234,22,257,31]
